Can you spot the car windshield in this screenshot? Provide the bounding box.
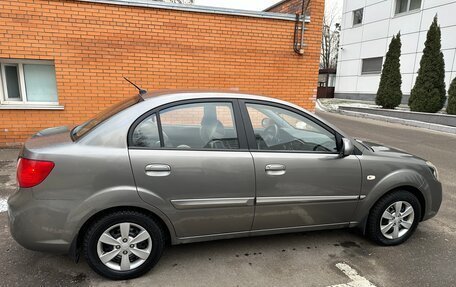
[71,95,142,140]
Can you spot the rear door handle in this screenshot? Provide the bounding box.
[145,164,171,177]
[265,164,286,176]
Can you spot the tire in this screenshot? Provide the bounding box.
[366,190,421,246]
[83,210,166,280]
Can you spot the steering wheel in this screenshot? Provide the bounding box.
[205,139,225,149]
[263,124,279,146]
[312,141,333,152]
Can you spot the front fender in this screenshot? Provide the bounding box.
[352,168,427,225]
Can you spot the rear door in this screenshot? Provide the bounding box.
[128,99,255,238]
[240,101,362,230]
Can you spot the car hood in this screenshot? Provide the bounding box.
[355,139,426,162]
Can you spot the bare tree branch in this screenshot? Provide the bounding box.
[320,4,341,69]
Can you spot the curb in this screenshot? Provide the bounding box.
[315,99,332,112]
[339,105,456,127]
[337,109,456,134]
[0,149,19,162]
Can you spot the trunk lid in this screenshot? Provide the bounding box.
[21,126,74,158]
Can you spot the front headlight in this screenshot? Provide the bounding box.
[426,161,439,181]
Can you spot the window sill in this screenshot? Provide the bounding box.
[360,72,381,76]
[0,104,64,110]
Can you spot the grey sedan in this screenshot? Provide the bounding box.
[8,90,442,280]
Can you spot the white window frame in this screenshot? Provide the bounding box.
[394,0,422,15]
[0,59,62,109]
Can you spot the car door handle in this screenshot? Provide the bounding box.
[145,164,171,177]
[265,164,286,176]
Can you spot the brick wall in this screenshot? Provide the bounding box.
[266,0,307,14]
[0,0,324,146]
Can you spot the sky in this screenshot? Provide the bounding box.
[194,0,342,20]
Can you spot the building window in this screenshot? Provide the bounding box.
[0,60,58,105]
[395,0,422,14]
[361,57,383,74]
[353,8,363,26]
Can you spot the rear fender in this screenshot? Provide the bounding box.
[66,186,177,250]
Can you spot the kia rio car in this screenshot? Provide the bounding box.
[8,90,442,280]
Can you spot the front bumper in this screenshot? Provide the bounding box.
[422,179,443,221]
[8,189,74,254]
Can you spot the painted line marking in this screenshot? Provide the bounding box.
[328,262,376,287]
[0,198,8,213]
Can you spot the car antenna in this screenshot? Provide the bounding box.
[123,77,147,95]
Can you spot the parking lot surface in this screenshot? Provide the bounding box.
[0,112,454,286]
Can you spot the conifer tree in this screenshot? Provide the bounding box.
[446,77,456,115]
[376,32,402,109]
[409,16,446,113]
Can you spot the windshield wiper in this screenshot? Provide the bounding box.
[355,139,374,152]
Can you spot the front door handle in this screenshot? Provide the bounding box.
[145,164,171,177]
[265,164,286,176]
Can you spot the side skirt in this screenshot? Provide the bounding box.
[174,222,351,245]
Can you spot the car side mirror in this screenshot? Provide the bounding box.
[340,138,354,158]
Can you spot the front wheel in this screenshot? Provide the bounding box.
[366,190,421,246]
[83,210,165,280]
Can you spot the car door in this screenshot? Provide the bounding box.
[240,101,362,231]
[128,99,255,239]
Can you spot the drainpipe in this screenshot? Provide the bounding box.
[294,0,311,55]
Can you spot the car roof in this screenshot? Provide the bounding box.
[137,89,347,137]
[141,89,293,106]
[80,89,349,146]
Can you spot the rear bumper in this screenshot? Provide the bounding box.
[7,189,73,254]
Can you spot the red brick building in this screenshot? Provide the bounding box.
[0,0,324,146]
[266,0,306,14]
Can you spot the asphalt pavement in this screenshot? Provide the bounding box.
[0,111,454,286]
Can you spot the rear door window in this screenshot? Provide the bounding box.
[131,102,240,150]
[131,114,160,148]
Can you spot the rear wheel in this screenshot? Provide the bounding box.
[366,190,421,246]
[84,210,165,280]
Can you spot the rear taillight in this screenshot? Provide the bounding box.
[17,158,55,188]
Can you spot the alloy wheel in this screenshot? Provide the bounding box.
[380,201,415,240]
[96,222,152,271]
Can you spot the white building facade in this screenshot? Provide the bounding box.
[335,0,456,103]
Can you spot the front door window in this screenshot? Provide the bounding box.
[245,103,338,152]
